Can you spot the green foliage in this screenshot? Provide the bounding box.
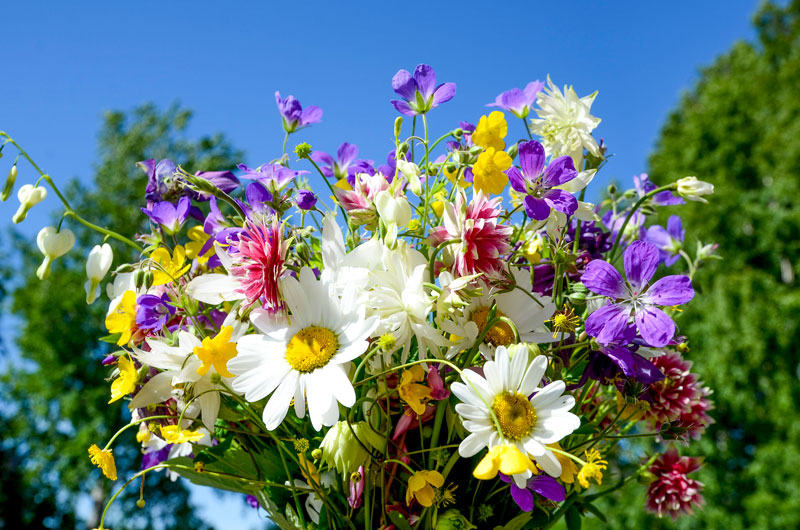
[1,104,242,529]
[589,2,800,528]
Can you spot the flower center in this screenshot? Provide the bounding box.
[491,391,537,441]
[470,306,515,347]
[285,326,339,373]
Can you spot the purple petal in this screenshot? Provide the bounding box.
[392,69,416,100]
[602,345,637,377]
[645,225,671,251]
[413,64,437,99]
[524,196,551,221]
[643,275,694,306]
[624,241,660,290]
[300,105,322,126]
[390,99,416,116]
[585,303,631,345]
[494,88,528,114]
[529,475,565,502]
[631,353,665,385]
[519,141,545,180]
[432,82,456,106]
[337,143,359,166]
[581,260,626,298]
[176,196,191,223]
[510,483,534,512]
[507,167,527,194]
[635,306,675,347]
[542,156,577,187]
[523,80,545,102]
[296,189,317,210]
[197,170,240,193]
[667,215,684,241]
[543,189,578,216]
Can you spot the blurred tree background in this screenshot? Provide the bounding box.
[0,105,242,529]
[590,1,800,528]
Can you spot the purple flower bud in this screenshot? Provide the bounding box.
[296,189,317,210]
[102,355,116,366]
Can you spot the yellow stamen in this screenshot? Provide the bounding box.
[285,326,339,373]
[88,444,117,481]
[470,306,515,347]
[576,448,608,489]
[491,391,537,441]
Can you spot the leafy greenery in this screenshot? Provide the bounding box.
[1,104,243,529]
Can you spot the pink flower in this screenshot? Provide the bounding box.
[646,447,704,520]
[333,172,393,229]
[647,352,712,439]
[348,466,365,509]
[428,191,512,280]
[231,218,286,311]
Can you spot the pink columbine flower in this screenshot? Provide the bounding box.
[646,352,712,439]
[646,447,705,519]
[231,218,286,311]
[428,191,513,280]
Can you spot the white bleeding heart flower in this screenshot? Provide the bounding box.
[36,226,75,280]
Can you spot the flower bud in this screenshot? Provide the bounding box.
[36,226,75,280]
[311,448,322,460]
[506,143,519,160]
[1,164,18,202]
[136,499,146,509]
[394,117,403,139]
[676,176,714,203]
[397,160,422,195]
[445,162,457,173]
[13,184,47,223]
[320,421,386,476]
[453,128,464,138]
[134,269,147,289]
[397,142,409,156]
[696,241,719,261]
[294,142,312,159]
[85,243,114,304]
[607,183,617,195]
[144,270,154,290]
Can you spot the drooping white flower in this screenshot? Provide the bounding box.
[375,190,412,228]
[13,184,47,223]
[85,243,113,304]
[676,176,714,203]
[452,345,580,486]
[397,159,422,195]
[228,268,378,430]
[529,76,601,169]
[36,226,75,280]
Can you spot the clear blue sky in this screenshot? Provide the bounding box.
[1,1,758,528]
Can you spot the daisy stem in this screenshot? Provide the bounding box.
[607,184,677,263]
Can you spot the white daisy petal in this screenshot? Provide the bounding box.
[263,371,299,430]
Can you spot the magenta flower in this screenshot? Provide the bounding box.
[647,352,713,439]
[232,218,286,310]
[391,64,456,116]
[274,91,322,133]
[507,140,578,220]
[582,241,694,347]
[646,448,705,520]
[645,215,685,266]
[487,80,544,119]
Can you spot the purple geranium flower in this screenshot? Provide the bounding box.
[376,149,398,181]
[645,215,685,266]
[499,473,565,511]
[296,189,317,210]
[237,163,307,192]
[391,64,456,116]
[487,80,544,119]
[582,241,694,347]
[138,158,178,205]
[634,173,683,206]
[189,169,241,202]
[508,140,578,220]
[141,196,191,235]
[602,208,646,248]
[136,293,176,331]
[274,91,322,133]
[310,142,374,184]
[141,445,171,470]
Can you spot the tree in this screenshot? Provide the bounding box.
[1,104,244,529]
[588,2,800,528]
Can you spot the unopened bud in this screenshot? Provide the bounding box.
[133,269,146,289]
[506,143,519,160]
[294,142,312,159]
[453,128,463,138]
[393,117,403,139]
[115,263,135,273]
[136,499,146,509]
[622,189,638,199]
[144,270,154,289]
[676,342,690,353]
[607,184,617,195]
[1,164,18,202]
[397,142,409,156]
[311,448,322,460]
[295,241,310,261]
[445,162,457,173]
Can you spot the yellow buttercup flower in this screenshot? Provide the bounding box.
[577,448,608,488]
[398,364,432,416]
[548,443,579,484]
[431,192,447,217]
[159,425,205,444]
[184,226,215,265]
[193,325,238,379]
[109,355,138,403]
[406,470,444,507]
[473,111,508,151]
[444,166,471,188]
[105,291,138,346]
[88,444,117,480]
[473,444,537,480]
[472,147,512,195]
[150,246,191,286]
[335,177,353,191]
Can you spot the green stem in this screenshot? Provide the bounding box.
[607,184,677,262]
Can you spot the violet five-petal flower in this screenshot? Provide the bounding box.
[274,91,322,133]
[582,241,694,347]
[507,140,578,220]
[499,473,565,511]
[390,64,456,116]
[136,293,176,331]
[487,80,544,119]
[310,142,374,183]
[645,215,685,266]
[141,196,191,235]
[237,163,308,192]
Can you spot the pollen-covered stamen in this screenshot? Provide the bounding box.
[491,391,537,441]
[549,307,580,338]
[285,326,339,373]
[470,306,515,347]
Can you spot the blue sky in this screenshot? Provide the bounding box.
[1,1,758,528]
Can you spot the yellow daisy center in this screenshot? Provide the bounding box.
[285,326,339,373]
[470,306,515,347]
[491,391,537,441]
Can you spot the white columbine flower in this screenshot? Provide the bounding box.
[13,184,47,223]
[229,268,378,430]
[676,176,714,203]
[85,243,113,304]
[529,76,601,169]
[452,345,580,486]
[36,226,75,280]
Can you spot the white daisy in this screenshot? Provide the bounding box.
[229,268,378,431]
[452,345,580,485]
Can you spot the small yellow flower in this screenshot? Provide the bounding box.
[473,111,508,151]
[193,325,238,378]
[577,448,608,489]
[472,147,512,195]
[334,177,352,191]
[406,470,444,507]
[184,226,215,265]
[109,355,138,404]
[444,166,471,188]
[105,291,138,346]
[398,365,432,416]
[159,425,205,444]
[548,307,581,338]
[548,443,579,484]
[473,444,537,480]
[431,192,447,217]
[88,444,117,480]
[150,246,191,286]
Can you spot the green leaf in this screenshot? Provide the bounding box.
[254,491,302,530]
[582,502,607,523]
[565,506,582,530]
[98,333,121,344]
[494,512,532,530]
[388,511,414,530]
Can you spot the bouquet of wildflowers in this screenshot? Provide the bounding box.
[1,64,719,529]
